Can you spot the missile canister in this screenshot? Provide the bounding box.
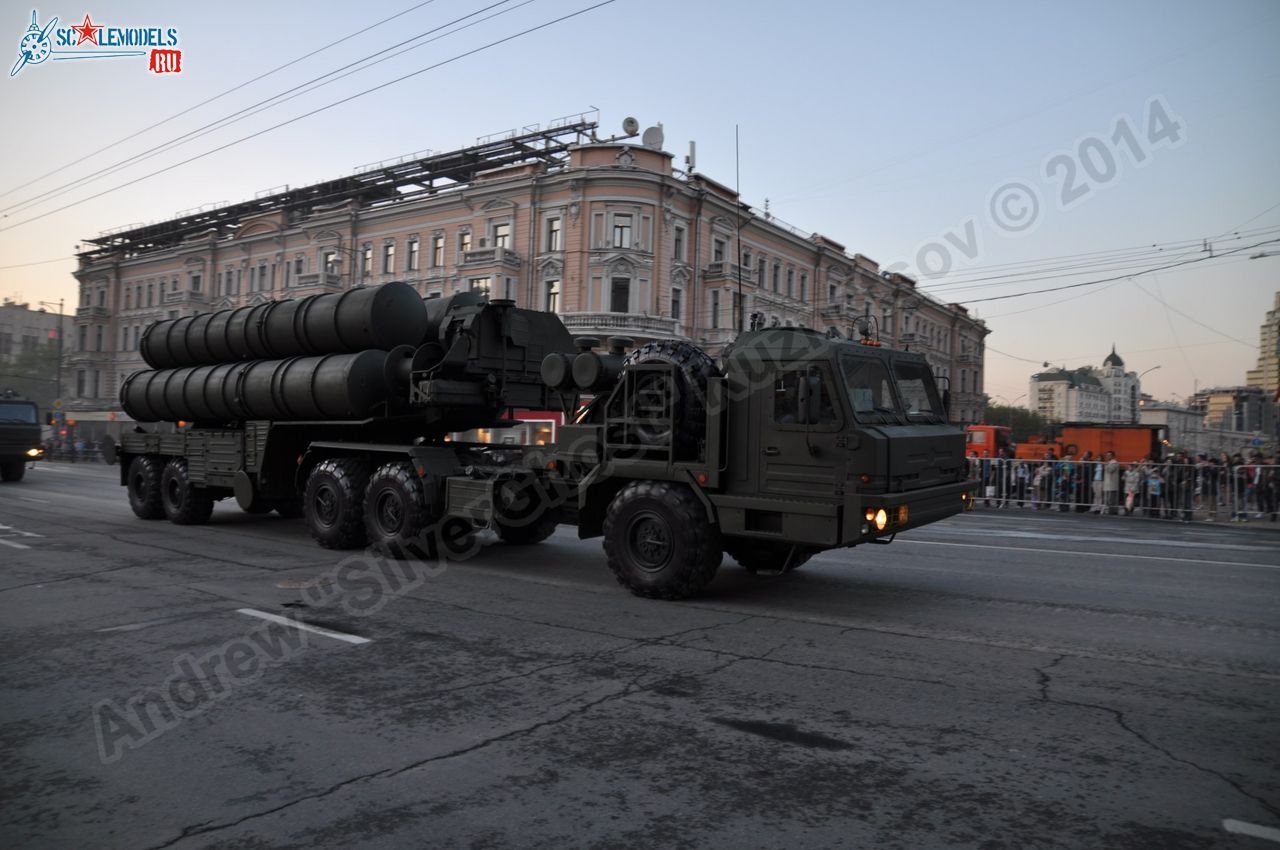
[139,282,427,369]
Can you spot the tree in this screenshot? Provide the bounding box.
[0,343,62,411]
[982,405,1048,443]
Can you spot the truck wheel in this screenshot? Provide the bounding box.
[304,458,371,549]
[603,481,722,599]
[364,461,432,559]
[724,538,812,574]
[160,458,215,525]
[1,460,26,482]
[126,455,165,519]
[623,341,721,458]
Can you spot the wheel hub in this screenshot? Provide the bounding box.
[627,511,672,572]
[375,490,403,534]
[313,485,339,526]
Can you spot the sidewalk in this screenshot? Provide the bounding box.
[968,502,1280,533]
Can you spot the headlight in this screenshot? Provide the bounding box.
[874,508,888,531]
[26,448,42,457]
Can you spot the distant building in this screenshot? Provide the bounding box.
[1245,291,1279,396]
[1029,345,1140,423]
[0,298,71,410]
[1187,386,1274,434]
[1138,401,1204,452]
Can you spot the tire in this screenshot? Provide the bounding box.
[622,340,721,459]
[160,458,214,525]
[126,455,164,519]
[304,457,371,549]
[603,480,722,599]
[493,475,559,545]
[724,538,812,574]
[1,460,26,482]
[363,461,432,559]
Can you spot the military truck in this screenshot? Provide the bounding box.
[0,391,44,482]
[109,283,975,599]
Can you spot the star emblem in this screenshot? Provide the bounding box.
[71,14,102,46]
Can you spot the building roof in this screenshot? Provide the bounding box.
[1103,344,1124,368]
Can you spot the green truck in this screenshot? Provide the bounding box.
[0,391,44,482]
[109,286,975,599]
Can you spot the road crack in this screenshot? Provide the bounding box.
[1034,655,1280,819]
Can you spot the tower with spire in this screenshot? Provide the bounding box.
[1100,344,1138,422]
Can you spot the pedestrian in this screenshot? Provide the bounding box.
[1146,462,1164,518]
[1229,453,1249,522]
[1056,453,1075,512]
[1013,453,1030,508]
[1170,452,1193,522]
[1090,453,1105,514]
[1102,451,1120,515]
[1123,463,1141,515]
[1033,453,1053,510]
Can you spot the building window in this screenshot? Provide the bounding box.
[92,370,100,399]
[546,217,562,252]
[190,273,201,293]
[772,263,780,292]
[407,239,419,272]
[95,325,103,352]
[459,231,472,253]
[258,263,268,292]
[294,258,304,277]
[612,215,633,249]
[124,289,131,310]
[147,284,154,307]
[757,258,766,287]
[383,243,396,274]
[799,272,807,303]
[742,249,752,270]
[469,277,491,297]
[786,269,794,298]
[713,238,726,263]
[120,327,128,351]
[671,287,682,322]
[733,291,743,331]
[133,326,140,350]
[97,288,106,307]
[610,277,630,313]
[711,289,720,329]
[76,370,85,397]
[323,251,337,275]
[673,226,685,261]
[545,280,560,312]
[492,222,511,249]
[431,235,444,267]
[361,246,373,277]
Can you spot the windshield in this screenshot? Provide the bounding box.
[839,353,902,424]
[0,401,38,424]
[893,360,946,422]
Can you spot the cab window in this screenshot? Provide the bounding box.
[840,354,900,423]
[774,367,838,425]
[893,360,945,421]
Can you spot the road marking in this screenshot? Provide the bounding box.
[235,608,370,645]
[1223,820,1280,843]
[0,537,31,549]
[899,539,1280,570]
[19,497,50,504]
[0,524,42,538]
[923,525,1275,553]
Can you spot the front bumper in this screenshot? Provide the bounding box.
[842,479,978,543]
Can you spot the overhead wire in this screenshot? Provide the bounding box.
[0,0,620,235]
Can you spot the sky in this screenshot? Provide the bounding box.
[0,0,1277,406]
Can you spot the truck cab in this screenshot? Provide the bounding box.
[0,395,43,482]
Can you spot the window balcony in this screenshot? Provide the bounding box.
[957,352,980,365]
[897,332,918,345]
[559,312,680,341]
[163,289,207,304]
[459,246,521,269]
[75,305,109,319]
[293,272,344,290]
[819,303,847,319]
[703,261,751,283]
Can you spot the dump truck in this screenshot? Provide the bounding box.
[108,282,976,599]
[967,423,1166,463]
[0,391,43,482]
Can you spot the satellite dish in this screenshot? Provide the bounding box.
[641,124,664,150]
[621,117,640,136]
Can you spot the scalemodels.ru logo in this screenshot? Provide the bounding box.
[10,9,182,77]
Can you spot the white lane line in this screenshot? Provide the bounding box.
[19,497,50,504]
[235,608,370,645]
[0,524,42,538]
[0,537,31,550]
[899,539,1280,570]
[1223,819,1280,843]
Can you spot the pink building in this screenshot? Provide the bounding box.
[70,117,988,434]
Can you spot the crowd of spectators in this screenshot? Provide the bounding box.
[968,449,1278,523]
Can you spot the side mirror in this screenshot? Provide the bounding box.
[797,370,823,424]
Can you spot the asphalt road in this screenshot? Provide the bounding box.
[1,461,1278,850]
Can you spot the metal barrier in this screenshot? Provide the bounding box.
[965,457,1280,522]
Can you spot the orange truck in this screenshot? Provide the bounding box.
[967,423,1165,463]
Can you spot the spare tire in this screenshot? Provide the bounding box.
[622,340,721,459]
